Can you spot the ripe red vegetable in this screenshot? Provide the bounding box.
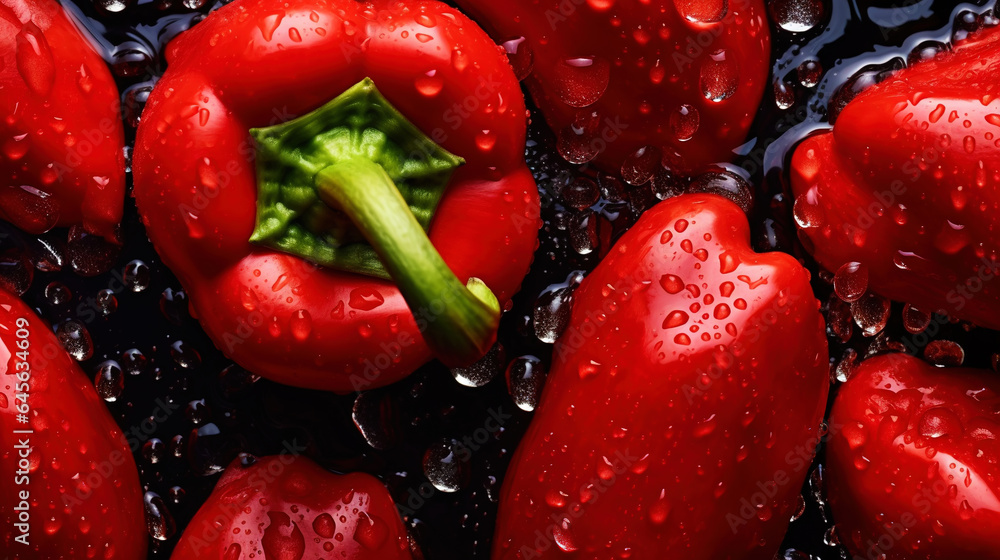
[453,0,770,175]
[171,454,414,559]
[790,28,1000,328]
[0,288,145,557]
[0,0,124,240]
[826,353,1000,560]
[134,0,539,393]
[492,194,829,559]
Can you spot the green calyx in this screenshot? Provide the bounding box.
[250,78,464,279]
[249,78,500,366]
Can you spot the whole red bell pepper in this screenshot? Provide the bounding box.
[452,0,770,175]
[172,454,414,559]
[826,353,1000,560]
[0,0,124,240]
[492,194,830,559]
[0,288,145,557]
[791,27,1000,328]
[134,0,539,392]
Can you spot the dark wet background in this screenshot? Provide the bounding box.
[4,0,998,557]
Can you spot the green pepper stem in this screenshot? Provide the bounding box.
[314,158,500,366]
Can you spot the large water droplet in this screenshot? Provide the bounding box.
[851,292,890,337]
[924,340,964,367]
[700,50,739,103]
[144,492,177,541]
[56,320,93,361]
[833,262,868,302]
[451,343,505,387]
[551,57,611,108]
[123,259,150,292]
[770,0,825,33]
[674,0,728,23]
[505,355,547,411]
[533,271,585,343]
[423,438,470,492]
[94,360,124,402]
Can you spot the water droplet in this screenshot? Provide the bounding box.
[552,518,578,552]
[851,292,890,337]
[552,57,611,108]
[902,304,932,334]
[663,310,689,329]
[67,226,120,277]
[621,146,662,186]
[258,11,286,42]
[56,320,93,361]
[918,407,963,439]
[290,309,312,341]
[924,340,965,367]
[122,348,147,376]
[833,262,868,302]
[123,260,150,292]
[142,438,165,464]
[170,339,201,369]
[144,492,176,541]
[562,178,599,210]
[792,189,823,229]
[415,70,443,96]
[771,0,825,33]
[423,438,470,492]
[502,37,533,80]
[689,167,753,212]
[452,343,505,387]
[313,513,336,539]
[534,272,584,343]
[700,49,739,102]
[659,274,684,294]
[674,0,728,23]
[94,361,124,401]
[349,287,384,311]
[797,59,822,87]
[506,355,547,412]
[670,104,700,141]
[476,130,496,151]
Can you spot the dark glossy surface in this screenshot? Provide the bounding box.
[4,0,998,558]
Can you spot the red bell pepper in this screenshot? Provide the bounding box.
[791,27,1000,328]
[133,0,539,392]
[826,353,1000,560]
[492,194,830,559]
[171,454,414,559]
[0,288,145,557]
[452,0,770,175]
[0,0,124,240]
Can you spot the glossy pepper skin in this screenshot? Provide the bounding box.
[171,455,414,560]
[0,0,124,240]
[492,194,829,559]
[133,0,539,393]
[0,289,145,558]
[453,0,770,175]
[791,28,1000,329]
[826,353,1000,560]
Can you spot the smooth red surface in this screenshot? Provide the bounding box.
[171,455,413,560]
[791,28,1000,329]
[493,194,830,559]
[454,0,770,174]
[0,289,145,558]
[827,353,1000,560]
[0,0,124,240]
[133,0,539,393]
